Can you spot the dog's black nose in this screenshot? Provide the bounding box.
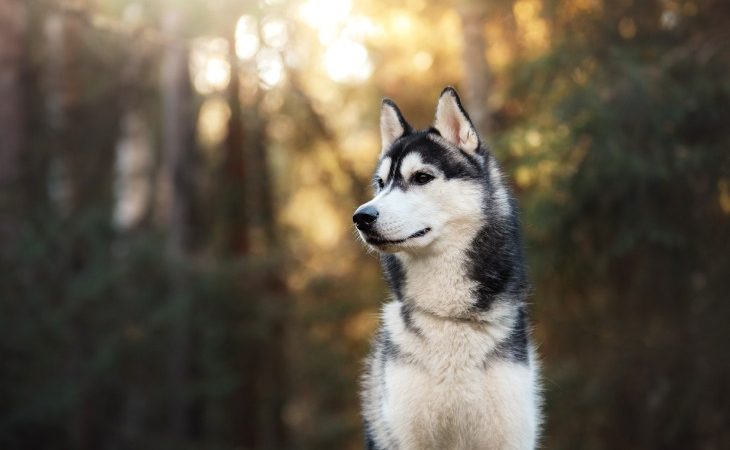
[353,205,379,230]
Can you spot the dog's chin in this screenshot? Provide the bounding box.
[360,227,433,253]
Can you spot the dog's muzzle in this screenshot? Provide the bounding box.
[353,205,379,231]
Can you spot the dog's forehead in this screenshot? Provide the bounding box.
[376,131,479,180]
[398,152,428,177]
[386,133,443,162]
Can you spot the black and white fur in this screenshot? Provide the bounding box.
[354,87,541,450]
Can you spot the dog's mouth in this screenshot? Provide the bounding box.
[364,227,432,246]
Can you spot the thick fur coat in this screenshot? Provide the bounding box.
[354,88,542,450]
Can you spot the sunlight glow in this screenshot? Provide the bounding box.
[121,3,144,27]
[299,0,351,29]
[391,11,413,35]
[282,185,344,249]
[197,97,231,150]
[324,38,372,83]
[191,38,231,95]
[718,178,730,214]
[235,15,259,60]
[205,59,230,90]
[514,0,549,50]
[526,129,542,147]
[412,51,433,71]
[113,113,152,229]
[296,0,374,83]
[257,48,285,89]
[486,25,511,69]
[341,14,375,41]
[262,16,288,48]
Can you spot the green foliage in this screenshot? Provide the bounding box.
[0,208,279,449]
[2,1,730,449]
[500,1,730,447]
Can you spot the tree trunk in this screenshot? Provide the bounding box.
[160,8,195,441]
[458,3,492,136]
[245,96,287,449]
[43,7,95,450]
[0,0,26,246]
[44,7,83,214]
[221,33,249,255]
[220,31,262,448]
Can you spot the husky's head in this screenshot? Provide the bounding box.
[354,87,509,254]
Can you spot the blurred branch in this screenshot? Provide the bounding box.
[660,31,730,69]
[29,0,189,48]
[288,73,368,203]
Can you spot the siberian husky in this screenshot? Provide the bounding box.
[354,87,541,449]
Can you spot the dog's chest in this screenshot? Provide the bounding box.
[385,359,488,423]
[379,302,536,449]
[383,357,534,449]
[383,357,535,449]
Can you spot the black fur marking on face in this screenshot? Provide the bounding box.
[381,254,405,300]
[373,176,385,191]
[426,126,441,136]
[459,148,483,171]
[381,130,483,187]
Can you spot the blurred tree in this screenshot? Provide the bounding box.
[458,0,492,135]
[1,0,729,449]
[499,1,730,447]
[0,0,26,245]
[159,6,196,440]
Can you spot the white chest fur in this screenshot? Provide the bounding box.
[383,357,538,450]
[372,301,540,450]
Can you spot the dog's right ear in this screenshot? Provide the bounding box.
[433,86,480,154]
[380,99,411,154]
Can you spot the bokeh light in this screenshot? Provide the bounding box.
[261,16,288,48]
[257,47,285,88]
[235,15,259,60]
[197,96,232,150]
[298,0,351,29]
[191,37,231,94]
[323,38,373,83]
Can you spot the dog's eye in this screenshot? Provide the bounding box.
[375,177,385,189]
[412,172,435,185]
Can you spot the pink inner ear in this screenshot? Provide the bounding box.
[446,114,462,145]
[439,103,463,146]
[435,96,479,152]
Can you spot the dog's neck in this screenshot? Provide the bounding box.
[381,159,525,323]
[397,233,477,320]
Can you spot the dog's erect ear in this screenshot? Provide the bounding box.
[380,99,411,154]
[433,87,480,153]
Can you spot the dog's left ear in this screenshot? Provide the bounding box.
[433,87,480,154]
[380,98,412,154]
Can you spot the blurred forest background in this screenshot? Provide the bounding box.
[1,0,729,449]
